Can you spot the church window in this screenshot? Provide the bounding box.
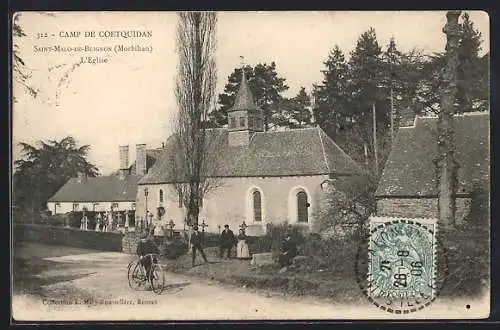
[178,191,183,208]
[230,116,236,129]
[240,116,246,127]
[297,191,309,223]
[253,190,262,222]
[159,189,164,203]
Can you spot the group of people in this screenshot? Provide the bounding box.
[189,224,250,267]
[136,221,298,271]
[219,224,250,260]
[80,212,114,232]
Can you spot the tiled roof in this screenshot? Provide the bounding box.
[229,71,259,112]
[48,175,140,202]
[375,112,490,197]
[139,127,363,184]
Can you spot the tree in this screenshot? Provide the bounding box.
[210,62,289,130]
[344,28,389,176]
[12,13,38,101]
[418,11,487,114]
[12,12,84,106]
[13,136,99,215]
[437,10,461,228]
[273,87,313,129]
[312,45,349,140]
[170,12,218,228]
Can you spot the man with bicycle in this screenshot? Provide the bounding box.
[136,229,159,282]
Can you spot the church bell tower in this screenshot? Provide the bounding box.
[228,58,264,147]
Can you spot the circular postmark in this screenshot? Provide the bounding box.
[355,218,449,314]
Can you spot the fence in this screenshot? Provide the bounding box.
[13,223,124,252]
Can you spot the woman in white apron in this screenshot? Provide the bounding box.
[236,228,250,259]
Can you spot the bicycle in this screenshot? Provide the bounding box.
[127,253,166,294]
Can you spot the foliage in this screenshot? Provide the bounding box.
[163,235,189,259]
[314,175,375,234]
[13,136,99,214]
[271,87,313,129]
[255,222,306,253]
[210,62,289,130]
[438,224,489,298]
[312,12,488,177]
[12,13,38,100]
[418,12,488,114]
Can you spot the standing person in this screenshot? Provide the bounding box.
[95,213,101,232]
[219,224,235,259]
[154,217,165,246]
[191,225,208,267]
[236,228,250,259]
[82,214,89,231]
[102,213,108,232]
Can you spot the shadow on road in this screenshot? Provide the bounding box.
[162,281,191,294]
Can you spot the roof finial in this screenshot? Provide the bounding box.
[239,56,246,80]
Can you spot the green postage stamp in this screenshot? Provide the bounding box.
[366,217,439,314]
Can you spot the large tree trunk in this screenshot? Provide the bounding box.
[437,11,461,228]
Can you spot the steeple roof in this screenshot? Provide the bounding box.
[229,70,259,112]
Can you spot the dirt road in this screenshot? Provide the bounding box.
[12,243,488,321]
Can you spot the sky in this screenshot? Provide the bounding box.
[12,11,490,175]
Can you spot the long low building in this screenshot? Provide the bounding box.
[47,144,162,223]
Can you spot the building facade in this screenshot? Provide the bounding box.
[47,143,162,220]
[375,112,490,224]
[136,71,364,235]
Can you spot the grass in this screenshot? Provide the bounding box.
[164,224,490,303]
[164,247,365,303]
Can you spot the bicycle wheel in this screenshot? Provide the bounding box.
[126,259,136,279]
[128,261,147,291]
[149,263,165,294]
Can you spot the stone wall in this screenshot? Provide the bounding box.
[122,231,140,254]
[14,223,123,251]
[376,197,471,224]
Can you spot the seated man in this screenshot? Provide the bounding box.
[136,230,159,281]
[278,234,297,267]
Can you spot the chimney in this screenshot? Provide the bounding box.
[119,145,130,169]
[119,145,130,180]
[136,144,147,176]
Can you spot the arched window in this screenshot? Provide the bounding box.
[297,191,309,223]
[230,116,236,129]
[253,190,262,222]
[240,116,246,127]
[159,189,164,203]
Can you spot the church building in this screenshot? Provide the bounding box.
[135,71,364,235]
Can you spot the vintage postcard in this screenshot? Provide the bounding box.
[11,11,490,321]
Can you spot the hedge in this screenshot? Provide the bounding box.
[13,223,124,252]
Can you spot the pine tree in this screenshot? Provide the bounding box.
[312,45,349,139]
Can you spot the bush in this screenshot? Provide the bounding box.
[257,222,306,253]
[163,236,189,259]
[437,224,489,298]
[45,214,68,227]
[201,232,220,248]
